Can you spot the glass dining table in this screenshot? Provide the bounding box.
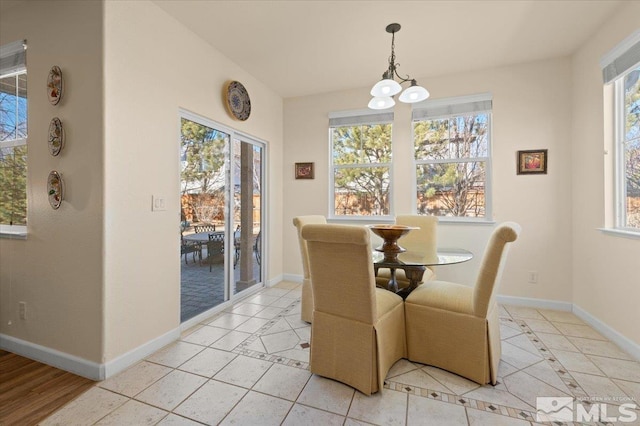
[372,248,473,298]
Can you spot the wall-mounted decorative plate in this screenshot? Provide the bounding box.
[225,80,251,121]
[47,66,63,105]
[47,171,64,210]
[48,117,64,156]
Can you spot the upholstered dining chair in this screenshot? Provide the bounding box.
[301,223,406,395]
[375,215,438,288]
[292,215,326,323]
[404,222,520,385]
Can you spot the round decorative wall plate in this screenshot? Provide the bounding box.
[47,66,64,106]
[47,171,64,210]
[225,80,251,121]
[48,117,64,156]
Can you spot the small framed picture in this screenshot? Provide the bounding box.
[517,149,548,175]
[295,162,314,179]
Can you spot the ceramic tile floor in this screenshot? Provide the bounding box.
[41,281,640,425]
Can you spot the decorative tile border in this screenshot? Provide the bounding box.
[512,318,590,400]
[385,380,536,422]
[232,298,311,371]
[221,300,626,425]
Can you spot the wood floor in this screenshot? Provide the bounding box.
[0,350,94,426]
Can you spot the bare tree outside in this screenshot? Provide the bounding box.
[0,72,27,226]
[414,114,489,217]
[624,67,640,228]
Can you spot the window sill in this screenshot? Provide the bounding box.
[0,231,27,240]
[437,218,496,225]
[327,216,496,226]
[328,216,394,224]
[598,228,640,240]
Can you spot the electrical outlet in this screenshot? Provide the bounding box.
[527,271,539,284]
[19,301,26,320]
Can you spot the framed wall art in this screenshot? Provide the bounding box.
[295,162,314,179]
[517,149,548,175]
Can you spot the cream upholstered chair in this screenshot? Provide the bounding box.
[292,215,326,323]
[376,215,438,288]
[404,222,520,385]
[301,223,406,395]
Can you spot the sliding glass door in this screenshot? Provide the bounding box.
[179,112,264,322]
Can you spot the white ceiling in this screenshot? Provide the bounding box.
[152,0,624,99]
[1,1,624,99]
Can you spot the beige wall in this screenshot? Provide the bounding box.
[284,57,574,303]
[571,2,640,346]
[0,1,105,361]
[0,0,284,372]
[103,0,284,362]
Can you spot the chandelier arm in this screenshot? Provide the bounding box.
[391,66,414,85]
[387,25,415,85]
[370,23,429,108]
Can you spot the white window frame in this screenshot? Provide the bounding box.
[614,67,640,233]
[601,30,640,237]
[411,94,493,223]
[0,40,27,238]
[328,109,394,221]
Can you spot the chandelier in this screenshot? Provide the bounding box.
[368,23,430,110]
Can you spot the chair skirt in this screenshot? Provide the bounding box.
[405,300,501,385]
[310,296,406,395]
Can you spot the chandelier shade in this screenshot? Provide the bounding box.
[369,23,429,109]
[370,78,402,97]
[398,81,430,103]
[368,96,395,110]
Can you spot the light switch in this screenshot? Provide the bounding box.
[152,195,166,211]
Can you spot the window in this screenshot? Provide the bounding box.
[602,31,640,232]
[615,66,640,230]
[412,95,492,220]
[329,110,393,218]
[0,40,27,236]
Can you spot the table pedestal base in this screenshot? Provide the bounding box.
[374,264,427,299]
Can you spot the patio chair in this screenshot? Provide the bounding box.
[195,224,216,233]
[253,230,261,266]
[206,233,225,272]
[181,235,201,264]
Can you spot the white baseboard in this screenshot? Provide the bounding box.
[267,274,286,287]
[497,295,573,312]
[0,333,103,380]
[573,304,640,362]
[497,295,640,361]
[281,273,303,284]
[103,327,180,379]
[5,289,636,383]
[0,327,182,381]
